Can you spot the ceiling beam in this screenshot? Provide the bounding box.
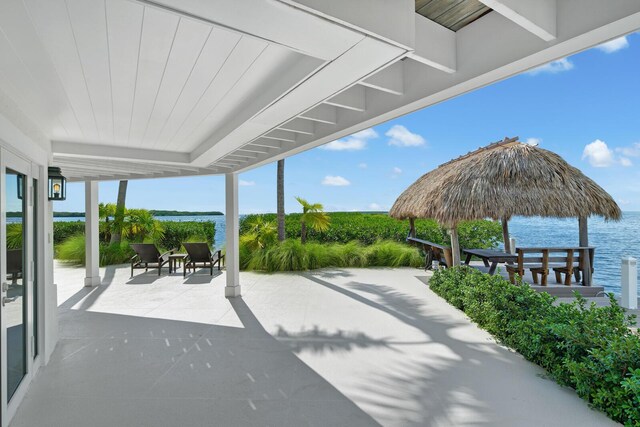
[262,129,298,142]
[277,118,315,135]
[324,85,366,111]
[236,147,272,155]
[359,61,404,95]
[248,139,284,149]
[52,140,191,165]
[478,0,556,41]
[408,14,456,73]
[280,0,415,50]
[298,104,337,124]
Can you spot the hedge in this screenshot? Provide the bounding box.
[429,267,640,426]
[239,239,422,272]
[53,220,215,249]
[240,212,502,248]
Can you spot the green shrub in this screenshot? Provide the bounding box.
[56,234,136,266]
[239,239,422,272]
[53,221,85,245]
[240,212,502,248]
[56,234,86,265]
[54,220,215,261]
[429,267,640,425]
[159,221,214,250]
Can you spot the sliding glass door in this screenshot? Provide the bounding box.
[0,149,37,425]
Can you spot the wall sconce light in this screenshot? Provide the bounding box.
[48,167,66,201]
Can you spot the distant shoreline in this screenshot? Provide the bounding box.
[47,210,224,218]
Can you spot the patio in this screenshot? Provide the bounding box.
[10,263,614,426]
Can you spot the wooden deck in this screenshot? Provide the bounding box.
[468,262,606,297]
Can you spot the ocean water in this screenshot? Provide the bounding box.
[51,212,640,295]
[508,213,640,296]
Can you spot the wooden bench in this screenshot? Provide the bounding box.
[407,237,453,269]
[506,247,594,286]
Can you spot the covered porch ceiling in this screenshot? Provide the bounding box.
[0,0,639,182]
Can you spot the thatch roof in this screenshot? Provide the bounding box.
[389,137,622,226]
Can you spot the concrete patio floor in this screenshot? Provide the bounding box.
[10,263,615,427]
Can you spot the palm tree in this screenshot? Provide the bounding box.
[110,180,128,244]
[295,197,330,243]
[240,216,277,251]
[124,209,165,242]
[277,159,285,241]
[99,203,116,241]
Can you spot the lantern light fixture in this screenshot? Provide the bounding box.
[48,167,66,201]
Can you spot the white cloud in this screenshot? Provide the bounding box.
[358,163,367,169]
[525,137,542,146]
[583,140,614,167]
[618,199,631,206]
[321,128,378,151]
[368,203,382,210]
[620,157,633,167]
[385,125,426,147]
[322,175,351,186]
[616,142,640,158]
[527,58,574,75]
[392,167,402,174]
[596,36,629,53]
[239,180,255,186]
[582,139,632,167]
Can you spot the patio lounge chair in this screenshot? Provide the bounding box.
[182,243,224,277]
[130,243,173,277]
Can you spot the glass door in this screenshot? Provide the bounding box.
[0,149,34,425]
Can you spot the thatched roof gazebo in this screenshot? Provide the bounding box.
[390,137,622,276]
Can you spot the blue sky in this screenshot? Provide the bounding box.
[55,33,640,214]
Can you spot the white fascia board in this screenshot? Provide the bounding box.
[360,61,404,96]
[280,0,415,50]
[190,36,406,167]
[136,0,362,61]
[236,2,640,172]
[66,167,221,182]
[51,140,191,165]
[479,0,556,41]
[189,54,324,164]
[408,14,456,73]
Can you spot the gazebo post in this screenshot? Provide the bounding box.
[578,216,592,286]
[408,218,416,238]
[449,227,461,266]
[501,217,511,254]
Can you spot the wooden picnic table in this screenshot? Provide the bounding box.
[463,248,517,275]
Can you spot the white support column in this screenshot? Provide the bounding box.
[621,257,637,310]
[84,181,100,287]
[225,173,241,297]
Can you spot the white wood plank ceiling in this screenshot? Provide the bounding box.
[0,0,638,181]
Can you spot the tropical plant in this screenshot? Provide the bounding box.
[240,216,277,251]
[295,197,330,243]
[238,238,422,272]
[240,212,502,248]
[429,267,640,426]
[123,208,164,242]
[6,223,23,249]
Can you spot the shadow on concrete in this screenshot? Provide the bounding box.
[183,269,222,285]
[12,293,382,427]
